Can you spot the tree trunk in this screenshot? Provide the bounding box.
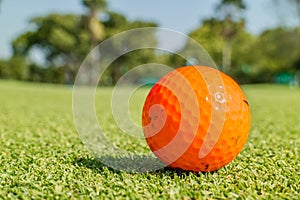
[222,40,232,73]
[86,7,105,85]
[87,7,104,48]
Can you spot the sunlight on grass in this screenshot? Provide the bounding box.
[0,81,299,199]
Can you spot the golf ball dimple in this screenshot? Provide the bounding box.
[142,66,251,172]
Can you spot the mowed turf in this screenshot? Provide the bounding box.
[0,80,299,199]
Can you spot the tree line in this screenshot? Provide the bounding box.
[0,0,299,85]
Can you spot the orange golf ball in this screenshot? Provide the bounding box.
[142,66,251,172]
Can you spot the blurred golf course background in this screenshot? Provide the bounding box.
[0,0,299,85]
[0,0,299,199]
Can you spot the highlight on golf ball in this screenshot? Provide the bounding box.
[142,66,251,172]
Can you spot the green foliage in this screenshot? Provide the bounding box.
[8,56,30,80]
[11,11,158,85]
[0,58,65,84]
[229,31,256,83]
[0,82,299,198]
[103,12,127,33]
[28,64,65,83]
[217,0,246,10]
[13,14,89,62]
[11,14,91,84]
[293,58,300,70]
[188,19,226,66]
[0,56,29,80]
[237,27,300,83]
[187,18,300,83]
[99,13,158,85]
[254,28,300,73]
[82,0,107,10]
[0,59,10,78]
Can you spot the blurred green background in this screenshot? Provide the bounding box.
[0,0,299,85]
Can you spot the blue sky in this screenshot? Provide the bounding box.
[0,0,298,59]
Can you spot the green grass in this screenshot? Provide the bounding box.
[0,80,299,199]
